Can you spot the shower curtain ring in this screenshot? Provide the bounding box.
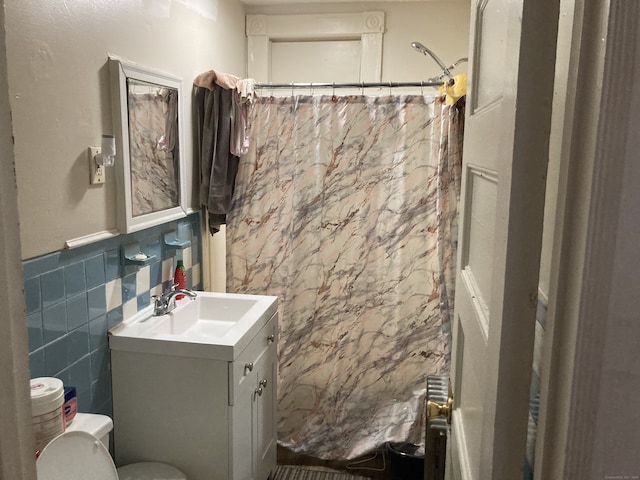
[421,81,424,95]
[388,81,393,96]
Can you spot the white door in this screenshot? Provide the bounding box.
[447,0,558,478]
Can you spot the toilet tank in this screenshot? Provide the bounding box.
[65,413,113,447]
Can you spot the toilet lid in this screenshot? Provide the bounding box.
[36,431,118,480]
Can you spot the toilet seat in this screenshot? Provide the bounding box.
[36,431,119,480]
[117,462,187,480]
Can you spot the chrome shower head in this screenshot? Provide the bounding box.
[411,41,429,56]
[411,41,453,80]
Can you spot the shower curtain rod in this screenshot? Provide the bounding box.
[254,80,444,89]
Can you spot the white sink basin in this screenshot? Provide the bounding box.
[108,292,278,361]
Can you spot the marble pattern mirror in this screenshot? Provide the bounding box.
[109,57,187,233]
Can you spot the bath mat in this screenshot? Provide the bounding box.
[274,465,370,480]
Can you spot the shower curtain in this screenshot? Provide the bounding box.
[226,94,464,460]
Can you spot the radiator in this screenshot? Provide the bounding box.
[425,375,450,480]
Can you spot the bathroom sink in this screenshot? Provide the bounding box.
[154,295,259,338]
[108,292,278,361]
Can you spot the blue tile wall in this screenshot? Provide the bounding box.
[25,212,203,416]
[524,294,547,480]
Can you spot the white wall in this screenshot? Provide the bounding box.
[244,1,471,83]
[5,0,247,259]
[0,1,36,477]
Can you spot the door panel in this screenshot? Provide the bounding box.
[474,0,507,110]
[447,0,559,478]
[463,166,499,323]
[452,280,489,478]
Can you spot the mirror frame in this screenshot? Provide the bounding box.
[109,56,187,233]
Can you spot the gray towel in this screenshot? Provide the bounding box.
[194,84,239,234]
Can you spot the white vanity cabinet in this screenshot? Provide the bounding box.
[110,311,278,480]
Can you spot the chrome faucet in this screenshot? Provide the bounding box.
[152,287,197,316]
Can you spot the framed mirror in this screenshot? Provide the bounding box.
[109,56,187,233]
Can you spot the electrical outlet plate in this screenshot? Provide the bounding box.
[89,146,105,185]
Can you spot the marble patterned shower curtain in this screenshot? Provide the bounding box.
[227,94,464,460]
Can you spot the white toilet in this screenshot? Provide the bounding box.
[36,413,187,480]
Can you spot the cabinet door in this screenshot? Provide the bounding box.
[231,313,278,480]
[254,326,278,480]
[233,364,257,480]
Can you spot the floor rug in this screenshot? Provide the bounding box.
[274,465,370,480]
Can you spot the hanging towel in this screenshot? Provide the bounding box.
[236,78,258,104]
[194,83,239,234]
[440,73,468,105]
[230,91,250,156]
[194,69,241,91]
[230,77,259,156]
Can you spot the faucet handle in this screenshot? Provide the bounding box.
[152,295,166,315]
[161,284,179,295]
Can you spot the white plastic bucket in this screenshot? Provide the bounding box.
[30,377,65,453]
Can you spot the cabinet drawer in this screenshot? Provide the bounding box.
[228,312,277,405]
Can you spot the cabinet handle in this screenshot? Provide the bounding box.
[244,362,254,374]
[259,379,268,388]
[267,334,275,343]
[255,387,263,396]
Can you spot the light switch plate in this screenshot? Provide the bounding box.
[89,146,105,185]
